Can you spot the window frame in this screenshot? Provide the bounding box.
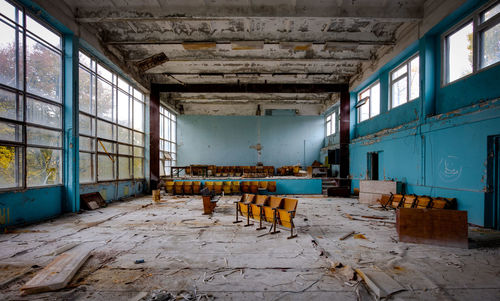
[442,0,500,86]
[389,53,420,109]
[78,50,146,184]
[0,0,64,191]
[325,111,336,137]
[159,105,177,177]
[356,81,380,123]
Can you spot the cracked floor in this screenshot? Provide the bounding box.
[1,195,500,300]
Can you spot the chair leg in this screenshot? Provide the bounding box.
[270,210,280,234]
[233,203,242,224]
[256,207,266,230]
[287,217,297,239]
[244,205,254,227]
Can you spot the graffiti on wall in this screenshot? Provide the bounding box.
[438,155,463,183]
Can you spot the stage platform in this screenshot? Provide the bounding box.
[168,177,323,195]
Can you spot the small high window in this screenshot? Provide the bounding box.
[356,82,380,123]
[325,112,336,136]
[390,55,419,109]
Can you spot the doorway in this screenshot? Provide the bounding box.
[486,135,500,230]
[367,152,379,180]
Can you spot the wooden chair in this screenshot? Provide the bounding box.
[166,181,174,194]
[231,181,241,194]
[174,181,183,195]
[402,194,417,208]
[263,196,283,234]
[214,181,223,194]
[278,198,298,239]
[250,181,259,194]
[205,181,214,193]
[233,194,256,226]
[193,181,202,194]
[251,195,269,230]
[183,181,193,195]
[267,181,277,193]
[415,195,432,209]
[390,194,405,208]
[241,181,250,193]
[223,181,232,195]
[258,181,268,194]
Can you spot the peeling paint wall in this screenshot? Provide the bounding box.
[349,0,500,227]
[177,115,323,167]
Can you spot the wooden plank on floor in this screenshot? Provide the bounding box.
[21,248,91,295]
[396,208,468,248]
[355,268,405,299]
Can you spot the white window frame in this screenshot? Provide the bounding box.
[356,81,380,123]
[442,0,500,86]
[389,54,420,109]
[325,111,336,136]
[159,105,177,177]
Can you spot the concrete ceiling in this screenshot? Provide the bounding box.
[60,0,426,115]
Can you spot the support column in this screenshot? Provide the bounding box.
[339,85,351,190]
[149,85,160,191]
[63,34,79,212]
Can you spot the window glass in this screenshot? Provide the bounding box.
[98,154,114,181]
[79,67,92,114]
[79,137,93,152]
[482,3,500,23]
[27,147,61,186]
[370,83,380,116]
[117,90,130,126]
[134,158,144,178]
[391,78,407,108]
[0,89,21,120]
[447,22,473,83]
[481,22,500,68]
[97,78,113,121]
[97,119,114,140]
[0,0,16,22]
[0,21,17,88]
[0,121,22,142]
[26,37,61,102]
[26,98,61,128]
[0,145,22,188]
[26,15,60,49]
[27,126,62,147]
[133,99,144,131]
[357,82,379,122]
[79,152,93,183]
[118,156,132,179]
[409,56,420,100]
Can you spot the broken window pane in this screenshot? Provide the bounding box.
[27,147,61,186]
[447,22,473,83]
[0,145,22,188]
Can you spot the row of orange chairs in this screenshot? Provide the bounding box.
[234,194,298,239]
[380,193,457,210]
[166,181,277,195]
[187,165,275,177]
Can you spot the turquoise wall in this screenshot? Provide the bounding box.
[348,0,500,226]
[177,115,324,167]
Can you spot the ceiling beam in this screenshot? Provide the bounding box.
[75,7,423,22]
[152,83,348,94]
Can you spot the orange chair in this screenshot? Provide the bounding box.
[193,181,202,194]
[251,195,269,230]
[241,181,250,193]
[233,193,256,226]
[250,181,259,194]
[174,181,183,195]
[231,181,241,194]
[263,196,283,234]
[267,181,277,193]
[183,181,193,195]
[205,181,214,193]
[278,198,298,239]
[223,181,232,194]
[214,181,223,194]
[258,181,268,194]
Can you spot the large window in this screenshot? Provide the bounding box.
[78,51,145,183]
[160,106,176,177]
[390,55,419,108]
[356,82,380,123]
[0,0,63,189]
[325,111,336,136]
[444,0,500,84]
